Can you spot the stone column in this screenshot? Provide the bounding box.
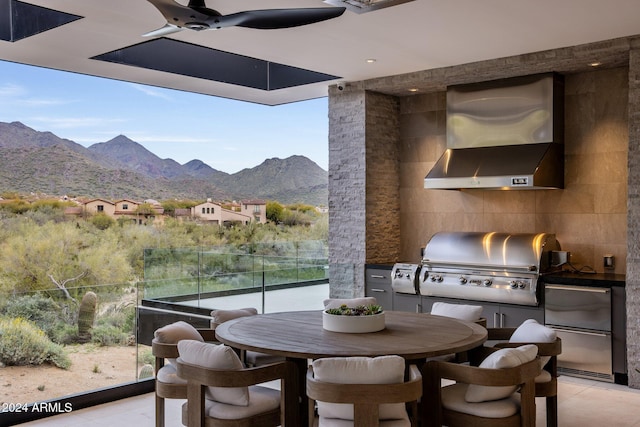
[328,83,367,298]
[627,41,640,388]
[328,85,400,298]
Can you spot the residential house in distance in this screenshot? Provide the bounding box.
[65,197,265,225]
[240,199,267,224]
[83,198,116,216]
[69,198,164,225]
[191,199,266,225]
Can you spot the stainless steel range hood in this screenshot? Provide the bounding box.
[425,73,564,190]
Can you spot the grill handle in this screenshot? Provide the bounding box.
[421,260,537,273]
[545,284,610,294]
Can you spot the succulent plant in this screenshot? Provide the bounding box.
[325,304,383,316]
[77,291,97,343]
[138,364,154,380]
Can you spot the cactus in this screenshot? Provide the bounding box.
[138,364,154,380]
[77,291,97,343]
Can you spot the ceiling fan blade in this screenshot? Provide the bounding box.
[214,7,346,30]
[142,23,184,37]
[146,0,191,21]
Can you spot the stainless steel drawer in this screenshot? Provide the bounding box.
[545,284,611,331]
[552,326,613,380]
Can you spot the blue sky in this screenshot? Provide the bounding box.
[0,60,329,174]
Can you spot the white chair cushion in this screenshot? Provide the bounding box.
[509,319,557,367]
[154,321,204,343]
[210,308,258,329]
[443,383,520,418]
[181,385,280,421]
[430,302,483,322]
[157,363,187,385]
[319,417,410,427]
[154,321,204,364]
[465,344,538,403]
[323,297,378,309]
[177,340,249,406]
[312,355,408,421]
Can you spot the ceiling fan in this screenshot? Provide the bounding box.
[143,0,347,37]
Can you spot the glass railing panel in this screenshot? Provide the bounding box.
[0,283,143,405]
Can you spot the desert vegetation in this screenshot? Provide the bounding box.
[0,195,327,374]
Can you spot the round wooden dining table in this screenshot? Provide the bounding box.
[215,310,487,427]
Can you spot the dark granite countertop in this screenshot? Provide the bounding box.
[366,264,626,287]
[365,263,395,269]
[542,271,625,287]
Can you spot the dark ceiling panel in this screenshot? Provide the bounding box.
[0,0,82,42]
[268,62,339,90]
[92,37,339,91]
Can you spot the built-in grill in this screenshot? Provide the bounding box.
[392,232,561,306]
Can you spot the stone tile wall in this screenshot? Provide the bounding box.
[395,68,628,270]
[364,92,400,264]
[328,35,640,387]
[328,85,401,297]
[328,83,367,298]
[627,42,640,388]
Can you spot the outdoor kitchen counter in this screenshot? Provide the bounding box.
[543,271,625,287]
[543,270,627,384]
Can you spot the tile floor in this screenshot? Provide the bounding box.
[15,375,640,426]
[11,285,640,426]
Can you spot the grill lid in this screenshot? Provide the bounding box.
[422,231,559,274]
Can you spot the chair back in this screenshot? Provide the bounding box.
[485,325,562,427]
[426,355,541,427]
[175,346,294,427]
[306,356,422,427]
[151,324,215,427]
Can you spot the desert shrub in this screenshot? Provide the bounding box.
[50,322,79,345]
[99,302,136,336]
[0,317,71,369]
[90,213,115,230]
[138,347,154,366]
[0,294,63,340]
[90,324,128,346]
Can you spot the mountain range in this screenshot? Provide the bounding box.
[0,121,328,205]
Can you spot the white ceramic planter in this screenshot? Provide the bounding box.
[322,311,385,333]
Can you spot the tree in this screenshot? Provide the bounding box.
[135,202,155,215]
[90,213,115,230]
[0,219,132,295]
[266,201,284,223]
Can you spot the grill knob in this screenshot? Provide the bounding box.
[518,281,527,289]
[509,281,518,289]
[459,276,467,284]
[482,279,492,287]
[431,275,443,283]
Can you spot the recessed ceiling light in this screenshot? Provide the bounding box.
[589,61,602,67]
[366,58,376,63]
[408,88,419,92]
